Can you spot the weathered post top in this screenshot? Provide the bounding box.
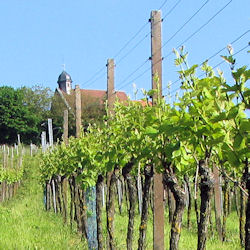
[107,58,115,115]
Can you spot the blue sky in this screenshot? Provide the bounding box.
[0,0,249,100]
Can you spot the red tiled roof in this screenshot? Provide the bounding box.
[133,99,152,107]
[80,89,106,99]
[57,88,128,108]
[114,91,128,102]
[80,89,128,103]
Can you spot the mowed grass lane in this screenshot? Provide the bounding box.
[0,156,86,250]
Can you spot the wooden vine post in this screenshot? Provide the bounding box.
[107,58,115,115]
[75,84,83,230]
[48,118,57,213]
[41,131,50,210]
[76,84,98,248]
[48,119,53,148]
[41,131,46,153]
[75,85,82,138]
[74,85,85,235]
[213,164,223,240]
[150,10,165,250]
[63,109,69,145]
[62,109,69,223]
[106,58,117,249]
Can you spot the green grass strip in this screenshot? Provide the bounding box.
[0,156,87,250]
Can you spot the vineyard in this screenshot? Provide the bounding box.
[0,41,249,250]
[0,148,86,249]
[39,50,250,250]
[0,144,24,202]
[0,2,249,250]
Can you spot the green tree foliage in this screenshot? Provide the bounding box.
[19,85,53,122]
[50,93,75,139]
[50,91,106,140]
[0,86,53,144]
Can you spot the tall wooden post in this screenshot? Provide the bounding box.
[17,134,21,145]
[107,58,115,114]
[48,118,53,148]
[62,109,69,223]
[75,85,82,138]
[213,165,222,216]
[48,118,56,213]
[151,10,162,102]
[151,10,164,250]
[106,59,116,249]
[63,109,69,145]
[41,131,47,153]
[30,143,33,157]
[213,165,223,240]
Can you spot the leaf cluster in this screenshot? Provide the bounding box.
[40,50,249,186]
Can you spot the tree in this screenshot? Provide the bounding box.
[19,85,53,121]
[19,85,53,143]
[50,90,106,141]
[0,85,53,144]
[0,86,37,144]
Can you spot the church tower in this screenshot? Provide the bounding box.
[57,70,72,94]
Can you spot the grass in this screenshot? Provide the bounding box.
[0,155,243,249]
[179,211,240,250]
[111,204,241,249]
[0,155,86,250]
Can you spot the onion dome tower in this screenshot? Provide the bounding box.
[57,70,72,94]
